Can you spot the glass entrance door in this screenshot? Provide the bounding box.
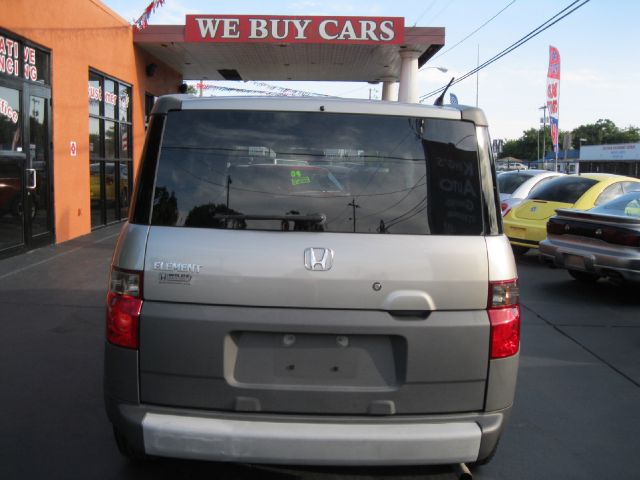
[0,85,25,254]
[26,91,52,243]
[0,83,52,257]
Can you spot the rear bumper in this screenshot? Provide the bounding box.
[504,222,547,248]
[539,238,640,281]
[106,400,510,466]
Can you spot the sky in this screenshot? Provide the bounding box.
[101,0,640,142]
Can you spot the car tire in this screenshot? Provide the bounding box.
[568,269,599,283]
[113,426,151,462]
[511,245,529,256]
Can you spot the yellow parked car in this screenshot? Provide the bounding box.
[503,173,640,254]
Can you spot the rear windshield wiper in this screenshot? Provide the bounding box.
[212,213,327,224]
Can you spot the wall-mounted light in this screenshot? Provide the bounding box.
[145,63,157,77]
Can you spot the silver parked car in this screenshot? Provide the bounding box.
[498,169,564,216]
[540,190,640,283]
[104,96,520,468]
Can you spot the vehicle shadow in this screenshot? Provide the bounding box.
[116,459,456,479]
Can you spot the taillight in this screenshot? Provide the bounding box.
[601,228,640,247]
[546,219,565,235]
[487,279,520,359]
[106,268,143,349]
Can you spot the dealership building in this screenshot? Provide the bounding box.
[1,0,444,258]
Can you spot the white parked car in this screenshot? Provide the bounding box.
[498,169,565,216]
[496,161,528,172]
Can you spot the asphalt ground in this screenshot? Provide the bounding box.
[1,224,639,479]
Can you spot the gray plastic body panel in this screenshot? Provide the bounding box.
[138,302,490,414]
[104,342,139,403]
[110,222,149,271]
[485,354,519,411]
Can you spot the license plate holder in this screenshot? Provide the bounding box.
[509,226,526,239]
[229,332,400,388]
[565,254,586,270]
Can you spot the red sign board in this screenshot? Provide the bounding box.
[185,15,404,44]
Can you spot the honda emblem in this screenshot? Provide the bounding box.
[304,248,334,271]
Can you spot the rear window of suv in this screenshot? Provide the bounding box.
[150,110,485,235]
[529,176,597,204]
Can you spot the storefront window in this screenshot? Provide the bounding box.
[88,73,101,117]
[104,120,116,158]
[88,117,101,156]
[119,124,131,158]
[119,85,131,122]
[88,70,132,228]
[0,86,21,152]
[104,79,116,119]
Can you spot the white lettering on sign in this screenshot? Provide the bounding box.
[0,35,21,78]
[292,19,312,39]
[88,85,102,101]
[0,98,19,123]
[23,46,38,81]
[104,91,118,106]
[379,20,395,41]
[195,17,240,39]
[319,20,339,40]
[186,15,404,44]
[249,19,268,39]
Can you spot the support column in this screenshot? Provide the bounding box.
[380,77,397,101]
[398,50,421,103]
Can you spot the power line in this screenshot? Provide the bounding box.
[420,0,590,101]
[427,0,518,64]
[412,0,439,27]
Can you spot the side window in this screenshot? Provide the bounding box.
[595,183,623,206]
[621,181,640,193]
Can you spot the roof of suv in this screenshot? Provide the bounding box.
[151,94,488,126]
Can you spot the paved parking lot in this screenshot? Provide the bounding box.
[1,225,639,479]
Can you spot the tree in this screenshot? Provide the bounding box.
[498,119,640,161]
[571,119,640,148]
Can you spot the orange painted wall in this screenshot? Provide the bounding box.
[3,0,181,242]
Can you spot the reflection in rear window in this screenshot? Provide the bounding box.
[151,110,485,235]
[498,173,534,194]
[529,177,597,204]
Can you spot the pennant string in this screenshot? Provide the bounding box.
[134,0,166,31]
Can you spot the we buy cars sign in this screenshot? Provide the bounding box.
[185,15,404,44]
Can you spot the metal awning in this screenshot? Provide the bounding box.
[133,25,445,83]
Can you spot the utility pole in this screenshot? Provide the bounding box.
[539,105,547,167]
[226,175,232,209]
[348,197,360,233]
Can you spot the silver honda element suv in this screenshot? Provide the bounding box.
[104,95,519,468]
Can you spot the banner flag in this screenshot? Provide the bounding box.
[546,46,560,153]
